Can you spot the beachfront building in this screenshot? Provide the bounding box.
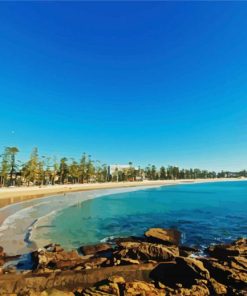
[107,164,143,182]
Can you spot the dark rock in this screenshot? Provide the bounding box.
[145,228,181,245]
[206,238,247,260]
[150,257,210,288]
[80,243,112,256]
[202,258,247,289]
[175,257,210,279]
[179,245,199,257]
[206,244,240,259]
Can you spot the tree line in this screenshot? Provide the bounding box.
[0,146,246,187]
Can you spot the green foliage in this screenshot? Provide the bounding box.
[0,146,245,187]
[0,147,19,186]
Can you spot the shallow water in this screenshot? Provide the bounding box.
[0,186,150,255]
[33,181,247,250]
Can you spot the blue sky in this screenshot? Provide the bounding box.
[0,2,247,171]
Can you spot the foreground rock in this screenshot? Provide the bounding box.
[202,258,247,290]
[0,230,246,295]
[145,228,181,245]
[0,263,156,295]
[80,276,165,296]
[79,236,247,295]
[150,257,210,287]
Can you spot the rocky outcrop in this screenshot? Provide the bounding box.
[130,242,178,261]
[175,257,210,280]
[114,241,178,262]
[0,230,246,295]
[150,257,210,288]
[79,243,112,256]
[32,244,88,270]
[206,238,247,260]
[202,238,247,292]
[202,258,247,290]
[145,228,181,245]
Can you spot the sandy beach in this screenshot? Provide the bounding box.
[0,178,246,209]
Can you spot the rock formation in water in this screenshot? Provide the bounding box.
[0,228,246,295]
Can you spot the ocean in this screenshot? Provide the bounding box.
[0,181,246,257]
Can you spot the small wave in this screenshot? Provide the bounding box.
[100,236,115,243]
[28,209,59,245]
[0,200,53,237]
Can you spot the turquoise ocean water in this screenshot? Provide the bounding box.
[36,181,247,250]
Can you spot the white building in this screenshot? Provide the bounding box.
[108,164,135,175]
[107,164,141,181]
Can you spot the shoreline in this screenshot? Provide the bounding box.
[0,178,246,209]
[0,186,155,256]
[0,178,246,256]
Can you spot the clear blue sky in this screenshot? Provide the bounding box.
[0,2,247,171]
